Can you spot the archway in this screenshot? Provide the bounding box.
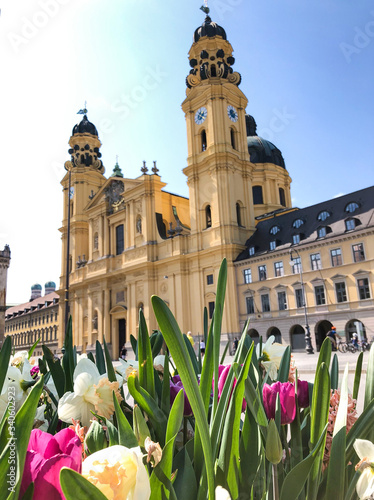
[346,319,367,342]
[290,324,305,351]
[315,320,333,352]
[248,328,260,346]
[267,327,282,344]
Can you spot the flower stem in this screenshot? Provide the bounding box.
[183,416,188,446]
[272,464,279,500]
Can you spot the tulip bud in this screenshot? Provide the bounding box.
[266,419,283,464]
[85,420,108,455]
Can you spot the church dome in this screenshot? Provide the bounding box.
[31,283,42,290]
[246,115,286,169]
[194,16,227,43]
[72,114,98,137]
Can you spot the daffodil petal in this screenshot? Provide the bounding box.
[58,392,85,423]
[354,439,374,462]
[356,469,374,499]
[73,358,100,383]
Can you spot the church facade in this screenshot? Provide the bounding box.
[57,13,373,357]
[58,14,291,358]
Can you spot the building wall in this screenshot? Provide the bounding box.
[235,228,374,350]
[0,245,11,344]
[5,292,59,355]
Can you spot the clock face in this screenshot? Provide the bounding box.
[194,107,208,125]
[227,105,238,123]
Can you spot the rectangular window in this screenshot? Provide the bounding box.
[335,282,347,303]
[258,265,267,281]
[246,296,255,314]
[208,301,215,319]
[293,234,300,244]
[314,285,326,305]
[270,240,276,251]
[243,268,252,284]
[249,246,255,256]
[116,225,124,255]
[295,288,304,308]
[331,248,342,267]
[274,261,284,277]
[206,274,214,285]
[352,243,365,262]
[357,278,370,300]
[278,291,287,310]
[292,257,302,274]
[261,294,270,312]
[310,253,322,270]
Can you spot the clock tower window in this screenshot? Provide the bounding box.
[205,205,212,228]
[279,188,286,207]
[201,130,207,152]
[236,203,242,227]
[230,128,236,150]
[253,186,264,205]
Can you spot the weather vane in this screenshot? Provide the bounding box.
[77,101,88,115]
[200,0,210,15]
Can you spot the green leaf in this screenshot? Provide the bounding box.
[130,334,138,360]
[238,408,261,497]
[217,345,254,498]
[173,446,198,500]
[326,364,349,500]
[95,340,106,375]
[280,424,328,500]
[62,316,75,392]
[87,352,95,363]
[133,405,150,447]
[42,345,65,398]
[151,331,164,358]
[278,345,291,383]
[20,482,34,500]
[85,420,108,455]
[103,336,117,382]
[307,363,330,500]
[244,376,269,431]
[0,336,12,394]
[345,397,374,464]
[60,467,108,500]
[104,418,119,446]
[183,333,199,379]
[353,351,363,401]
[220,340,230,365]
[127,372,167,446]
[364,343,374,412]
[150,390,184,500]
[138,309,155,399]
[161,353,171,416]
[27,338,40,359]
[316,338,332,374]
[113,391,138,448]
[330,353,339,391]
[151,295,215,500]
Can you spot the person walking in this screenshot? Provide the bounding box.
[326,326,338,351]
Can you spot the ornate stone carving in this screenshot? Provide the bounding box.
[105,180,124,214]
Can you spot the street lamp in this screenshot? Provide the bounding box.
[64,162,73,340]
[289,248,314,354]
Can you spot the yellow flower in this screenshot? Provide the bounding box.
[82,445,150,500]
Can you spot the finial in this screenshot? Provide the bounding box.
[141,161,148,174]
[200,1,210,15]
[152,161,159,174]
[116,154,119,164]
[77,101,88,115]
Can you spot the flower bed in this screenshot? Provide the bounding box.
[0,259,373,499]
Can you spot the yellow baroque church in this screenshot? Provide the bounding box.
[57,12,374,358]
[58,13,291,358]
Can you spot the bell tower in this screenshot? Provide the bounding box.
[182,10,256,251]
[60,113,106,279]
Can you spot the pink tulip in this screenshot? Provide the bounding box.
[263,382,296,425]
[21,428,82,499]
[217,364,246,412]
[297,380,309,408]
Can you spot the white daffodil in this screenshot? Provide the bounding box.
[34,404,49,431]
[256,335,287,380]
[116,358,139,381]
[0,359,35,419]
[9,350,29,368]
[354,439,374,499]
[58,358,123,427]
[215,485,232,499]
[82,445,150,500]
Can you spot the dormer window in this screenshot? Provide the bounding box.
[318,227,327,238]
[317,210,331,221]
[293,219,304,229]
[292,234,300,245]
[270,225,280,235]
[249,246,255,256]
[345,218,356,231]
[270,240,277,251]
[345,202,359,213]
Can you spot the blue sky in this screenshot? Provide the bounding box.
[1,0,373,303]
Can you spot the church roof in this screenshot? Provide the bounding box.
[5,292,59,319]
[72,114,98,137]
[194,15,227,43]
[236,185,374,261]
[246,114,286,169]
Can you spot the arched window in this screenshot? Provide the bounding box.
[279,188,286,207]
[116,224,124,255]
[270,225,280,235]
[231,128,236,150]
[293,219,304,229]
[201,130,207,152]
[210,64,217,77]
[345,202,359,213]
[236,203,242,226]
[317,211,331,221]
[252,186,263,205]
[205,205,212,228]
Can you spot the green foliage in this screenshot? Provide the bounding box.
[0,336,12,394]
[60,468,108,500]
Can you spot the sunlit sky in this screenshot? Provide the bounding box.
[1,0,373,304]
